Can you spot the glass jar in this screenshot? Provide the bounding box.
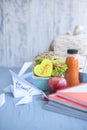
[65,49,79,87]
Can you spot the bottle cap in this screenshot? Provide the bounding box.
[67,49,78,54]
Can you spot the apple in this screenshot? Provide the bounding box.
[47,77,67,93]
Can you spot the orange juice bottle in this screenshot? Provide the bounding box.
[65,49,79,87]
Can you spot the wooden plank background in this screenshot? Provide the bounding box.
[0,0,87,67]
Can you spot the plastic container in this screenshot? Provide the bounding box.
[79,72,87,83]
[24,72,48,91]
[65,49,79,87]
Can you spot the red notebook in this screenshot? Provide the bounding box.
[48,93,87,112]
[56,83,87,106]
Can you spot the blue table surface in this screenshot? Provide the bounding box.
[0,67,87,130]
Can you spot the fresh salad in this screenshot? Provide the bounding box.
[33,51,67,77]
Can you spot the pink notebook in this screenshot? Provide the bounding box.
[56,83,87,106]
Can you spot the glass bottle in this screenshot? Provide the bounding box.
[65,49,79,87]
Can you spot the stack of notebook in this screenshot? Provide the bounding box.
[44,83,87,120]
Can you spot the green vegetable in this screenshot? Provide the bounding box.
[34,58,68,76]
[51,64,67,76]
[51,58,68,76]
[35,58,44,65]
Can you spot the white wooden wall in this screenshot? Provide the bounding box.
[0,0,87,67]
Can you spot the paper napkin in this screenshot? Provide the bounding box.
[4,62,42,106]
[0,93,5,107]
[16,94,32,105]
